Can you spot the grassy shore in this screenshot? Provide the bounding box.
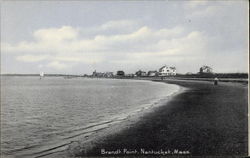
[78,79,248,157]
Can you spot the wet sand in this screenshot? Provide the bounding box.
[81,79,248,157]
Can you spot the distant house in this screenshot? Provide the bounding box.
[148,71,158,77]
[92,70,105,77]
[104,72,114,78]
[159,65,176,76]
[135,70,147,77]
[199,66,213,74]
[116,70,125,76]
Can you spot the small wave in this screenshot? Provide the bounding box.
[8,119,125,158]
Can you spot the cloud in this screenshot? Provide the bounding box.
[34,26,78,42]
[184,1,241,19]
[100,20,138,31]
[186,5,219,19]
[16,55,50,62]
[1,20,216,71]
[78,20,140,38]
[2,24,187,54]
[47,61,68,70]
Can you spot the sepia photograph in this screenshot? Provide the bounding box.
[0,0,249,157]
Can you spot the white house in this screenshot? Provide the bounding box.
[159,65,176,76]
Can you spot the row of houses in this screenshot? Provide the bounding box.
[90,65,214,78]
[92,70,114,78]
[91,65,177,78]
[135,66,176,77]
[142,66,176,76]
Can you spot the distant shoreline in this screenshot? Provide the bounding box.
[1,73,248,84]
[0,74,82,77]
[1,72,248,77]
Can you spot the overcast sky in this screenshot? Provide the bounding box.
[1,1,249,74]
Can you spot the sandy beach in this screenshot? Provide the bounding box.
[76,79,248,157]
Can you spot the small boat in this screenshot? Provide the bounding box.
[40,72,44,79]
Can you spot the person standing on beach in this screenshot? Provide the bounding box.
[214,77,219,85]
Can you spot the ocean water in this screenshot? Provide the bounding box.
[1,76,180,157]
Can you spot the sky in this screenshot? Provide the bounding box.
[1,0,249,75]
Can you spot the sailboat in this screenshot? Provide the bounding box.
[40,72,44,79]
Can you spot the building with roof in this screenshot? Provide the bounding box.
[135,70,147,77]
[116,70,125,76]
[159,65,176,76]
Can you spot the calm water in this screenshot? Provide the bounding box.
[1,76,179,157]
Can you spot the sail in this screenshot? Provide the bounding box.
[40,72,44,77]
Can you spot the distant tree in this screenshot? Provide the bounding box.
[199,65,213,74]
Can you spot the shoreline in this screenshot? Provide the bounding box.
[78,79,248,157]
[1,75,248,84]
